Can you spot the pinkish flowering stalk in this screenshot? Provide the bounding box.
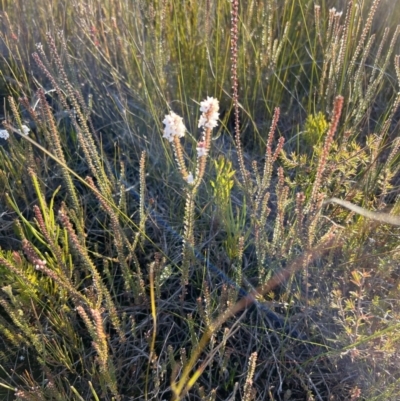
[309,95,344,217]
[162,97,220,291]
[194,96,219,189]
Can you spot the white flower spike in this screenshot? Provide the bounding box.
[162,111,186,142]
[198,97,219,129]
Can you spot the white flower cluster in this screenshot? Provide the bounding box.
[34,259,47,270]
[198,96,219,129]
[161,97,220,186]
[0,124,30,140]
[185,172,194,184]
[18,125,30,136]
[0,129,9,140]
[162,111,186,142]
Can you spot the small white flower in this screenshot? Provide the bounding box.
[35,260,47,270]
[185,172,194,184]
[162,111,186,142]
[198,97,219,129]
[205,118,219,129]
[198,115,207,128]
[19,125,30,136]
[196,141,208,157]
[0,129,9,140]
[199,96,219,114]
